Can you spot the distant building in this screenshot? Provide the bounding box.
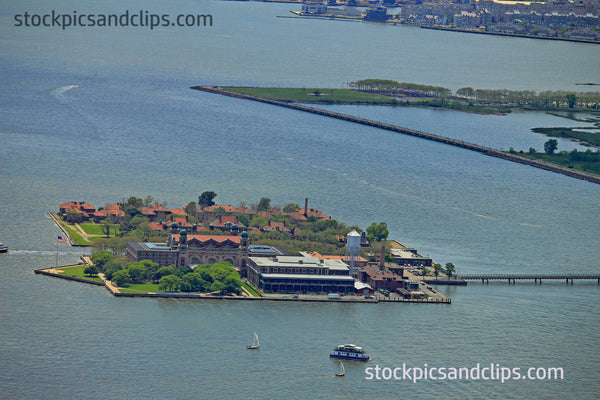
[302,3,328,15]
[246,255,355,293]
[210,215,246,233]
[126,230,249,268]
[364,6,388,22]
[360,263,405,291]
[389,248,432,267]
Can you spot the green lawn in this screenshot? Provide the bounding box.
[79,223,118,236]
[222,87,404,105]
[242,281,261,297]
[118,281,161,293]
[61,224,90,245]
[58,265,104,283]
[519,151,600,176]
[531,127,600,147]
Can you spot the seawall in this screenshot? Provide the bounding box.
[191,86,600,185]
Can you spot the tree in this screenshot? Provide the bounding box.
[127,196,143,208]
[422,267,430,277]
[250,215,268,228]
[101,220,111,238]
[112,269,130,286]
[257,197,271,212]
[566,93,577,108]
[445,263,456,279]
[83,265,98,277]
[366,222,389,243]
[433,263,443,279]
[185,201,199,221]
[544,139,558,155]
[198,191,217,208]
[91,250,113,271]
[64,209,84,223]
[210,281,226,294]
[283,203,300,213]
[143,195,154,207]
[159,275,181,292]
[456,87,475,98]
[154,265,177,281]
[181,272,208,292]
[223,275,242,294]
[126,262,146,281]
[103,260,123,280]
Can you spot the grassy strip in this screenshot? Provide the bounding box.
[223,87,404,104]
[221,87,511,114]
[242,281,261,297]
[531,127,600,147]
[58,265,104,283]
[61,224,90,245]
[118,281,161,294]
[79,223,120,236]
[518,152,600,176]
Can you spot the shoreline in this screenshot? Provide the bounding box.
[283,12,600,45]
[33,265,451,303]
[192,85,600,185]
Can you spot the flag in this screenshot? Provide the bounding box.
[57,236,67,243]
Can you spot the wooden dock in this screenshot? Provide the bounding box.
[458,274,600,284]
[191,86,600,185]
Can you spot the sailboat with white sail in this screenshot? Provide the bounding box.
[335,361,345,377]
[246,332,259,350]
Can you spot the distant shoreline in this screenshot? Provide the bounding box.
[192,85,600,184]
[283,11,600,45]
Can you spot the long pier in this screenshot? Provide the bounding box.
[458,274,600,284]
[191,86,600,185]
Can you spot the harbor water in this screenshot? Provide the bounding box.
[1,1,599,399]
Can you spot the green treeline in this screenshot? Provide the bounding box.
[351,79,600,110]
[510,147,600,175]
[90,250,243,294]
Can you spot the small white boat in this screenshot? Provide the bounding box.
[0,243,7,253]
[335,361,345,377]
[246,332,259,350]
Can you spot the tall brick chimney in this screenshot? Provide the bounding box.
[380,245,386,270]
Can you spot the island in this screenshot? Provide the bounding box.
[36,194,460,303]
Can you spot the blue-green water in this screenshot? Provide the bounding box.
[1,1,599,399]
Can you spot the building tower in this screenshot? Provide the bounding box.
[345,230,361,280]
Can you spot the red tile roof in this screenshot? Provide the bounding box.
[149,222,166,231]
[94,208,125,218]
[140,206,157,216]
[203,205,238,213]
[168,208,187,216]
[262,221,291,232]
[298,208,330,220]
[151,203,170,212]
[210,215,244,228]
[171,216,193,227]
[172,234,242,244]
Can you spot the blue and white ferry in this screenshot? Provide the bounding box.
[330,344,370,361]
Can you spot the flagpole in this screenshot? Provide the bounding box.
[56,234,59,269]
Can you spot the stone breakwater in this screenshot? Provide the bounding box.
[192,85,600,185]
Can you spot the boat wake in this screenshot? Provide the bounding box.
[50,84,78,97]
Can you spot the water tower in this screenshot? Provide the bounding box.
[345,230,361,280]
